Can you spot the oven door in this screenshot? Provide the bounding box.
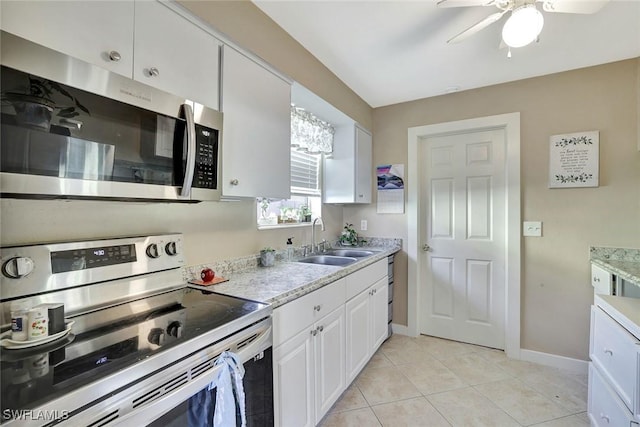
[72,319,273,427]
[147,348,273,427]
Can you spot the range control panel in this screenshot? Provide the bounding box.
[0,234,184,301]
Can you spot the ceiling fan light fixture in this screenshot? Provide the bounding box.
[501,4,544,48]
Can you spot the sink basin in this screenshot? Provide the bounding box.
[297,255,358,266]
[324,249,375,258]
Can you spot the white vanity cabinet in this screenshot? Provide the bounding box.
[592,263,614,295]
[273,279,346,427]
[589,296,640,426]
[220,45,291,199]
[1,1,221,109]
[344,259,388,383]
[0,1,135,77]
[324,123,372,204]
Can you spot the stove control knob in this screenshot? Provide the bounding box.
[148,328,166,346]
[167,321,183,338]
[146,243,161,259]
[165,241,178,256]
[3,257,35,279]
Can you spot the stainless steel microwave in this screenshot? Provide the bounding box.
[0,31,222,202]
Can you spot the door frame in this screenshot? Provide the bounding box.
[407,112,521,359]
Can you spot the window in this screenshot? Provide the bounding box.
[257,148,322,227]
[257,107,332,228]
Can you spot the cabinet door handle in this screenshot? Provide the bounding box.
[317,325,324,332]
[599,413,610,423]
[108,50,121,62]
[230,179,239,186]
[146,67,160,77]
[603,348,613,356]
[310,329,317,336]
[313,305,321,312]
[594,277,600,282]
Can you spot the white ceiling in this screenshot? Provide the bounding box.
[254,0,640,108]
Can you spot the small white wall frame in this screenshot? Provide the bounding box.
[549,130,599,188]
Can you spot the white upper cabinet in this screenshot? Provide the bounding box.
[1,1,220,110]
[324,123,372,204]
[220,45,291,199]
[0,1,135,77]
[134,1,220,110]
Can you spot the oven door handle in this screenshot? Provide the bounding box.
[180,103,197,199]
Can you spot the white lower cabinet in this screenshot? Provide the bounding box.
[273,259,389,426]
[274,326,314,427]
[273,305,345,427]
[313,306,346,422]
[345,277,388,383]
[588,301,640,426]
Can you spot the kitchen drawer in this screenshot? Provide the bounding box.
[273,278,346,347]
[592,263,613,295]
[588,364,637,427]
[590,305,640,415]
[346,259,387,300]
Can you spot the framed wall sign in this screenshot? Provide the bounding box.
[549,130,599,188]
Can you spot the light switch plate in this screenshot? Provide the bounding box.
[523,221,542,237]
[360,220,367,231]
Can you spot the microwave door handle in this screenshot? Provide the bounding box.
[180,103,197,199]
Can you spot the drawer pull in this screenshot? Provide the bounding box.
[313,305,321,312]
[311,329,318,336]
[317,325,324,332]
[599,413,610,423]
[603,348,613,356]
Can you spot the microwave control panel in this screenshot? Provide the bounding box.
[194,125,218,189]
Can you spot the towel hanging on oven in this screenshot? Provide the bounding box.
[187,351,246,427]
[213,351,246,427]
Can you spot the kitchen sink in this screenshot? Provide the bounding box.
[323,249,376,258]
[297,255,358,266]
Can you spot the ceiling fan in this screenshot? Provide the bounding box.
[438,0,610,48]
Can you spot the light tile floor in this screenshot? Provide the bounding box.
[320,334,589,427]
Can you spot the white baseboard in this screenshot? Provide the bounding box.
[519,349,588,375]
[391,323,412,336]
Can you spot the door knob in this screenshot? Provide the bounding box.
[422,244,431,252]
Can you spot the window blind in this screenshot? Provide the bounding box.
[290,149,321,196]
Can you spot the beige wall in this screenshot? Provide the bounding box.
[345,58,640,360]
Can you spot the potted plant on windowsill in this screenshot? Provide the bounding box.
[299,205,312,223]
[260,247,276,267]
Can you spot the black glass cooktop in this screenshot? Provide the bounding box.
[0,288,268,417]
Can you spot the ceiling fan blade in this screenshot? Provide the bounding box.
[436,0,496,8]
[447,10,507,44]
[541,0,610,14]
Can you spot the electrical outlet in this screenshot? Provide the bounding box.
[360,220,368,231]
[523,221,542,237]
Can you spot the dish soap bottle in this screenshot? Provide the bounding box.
[286,237,294,261]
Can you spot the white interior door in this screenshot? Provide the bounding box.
[420,129,506,349]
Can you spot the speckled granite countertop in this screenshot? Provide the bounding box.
[184,240,401,308]
[591,246,640,287]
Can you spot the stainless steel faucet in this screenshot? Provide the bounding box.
[311,217,325,254]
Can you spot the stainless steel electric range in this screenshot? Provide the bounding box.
[0,234,273,426]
